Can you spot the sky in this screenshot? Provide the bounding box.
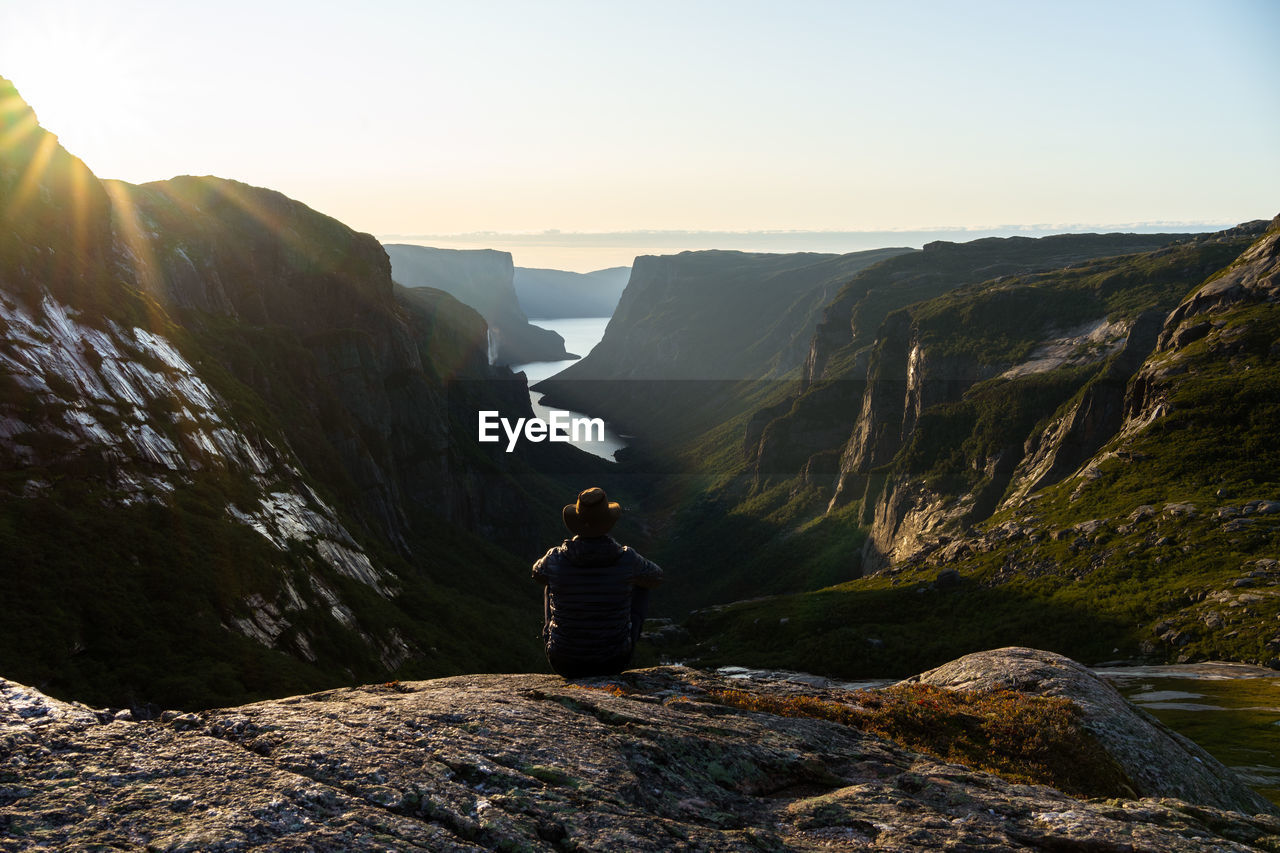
[2,0,1278,270]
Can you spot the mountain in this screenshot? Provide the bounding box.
[0,76,603,709]
[512,265,631,318]
[666,218,1280,679]
[548,232,1199,613]
[840,223,1266,568]
[535,248,913,451]
[752,231,1198,491]
[383,244,573,364]
[4,649,1275,848]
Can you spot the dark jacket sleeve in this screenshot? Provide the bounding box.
[531,550,553,585]
[629,552,663,589]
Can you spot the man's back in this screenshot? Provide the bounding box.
[533,535,663,672]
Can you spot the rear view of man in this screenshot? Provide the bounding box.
[532,487,663,678]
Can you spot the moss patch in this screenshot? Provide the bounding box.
[707,683,1133,798]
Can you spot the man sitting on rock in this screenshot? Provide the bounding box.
[532,487,663,678]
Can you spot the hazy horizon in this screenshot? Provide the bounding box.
[384,222,1240,272]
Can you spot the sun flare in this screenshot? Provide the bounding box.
[4,22,157,175]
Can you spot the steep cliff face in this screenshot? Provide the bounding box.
[1124,216,1280,434]
[536,247,910,445]
[384,243,571,364]
[0,77,566,709]
[850,317,1136,568]
[750,233,1190,499]
[1004,309,1166,504]
[557,248,912,383]
[111,177,559,552]
[3,652,1275,849]
[840,225,1267,571]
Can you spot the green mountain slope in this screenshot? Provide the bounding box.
[670,217,1280,677]
[616,231,1204,614]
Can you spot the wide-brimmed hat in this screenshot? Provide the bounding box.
[563,487,621,537]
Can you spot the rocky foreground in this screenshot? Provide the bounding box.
[2,648,1278,851]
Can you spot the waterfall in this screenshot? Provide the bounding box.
[487,327,500,364]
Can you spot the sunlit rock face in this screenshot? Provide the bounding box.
[0,293,265,481]
[2,654,1276,850]
[1124,216,1280,436]
[812,225,1270,573]
[735,232,1200,499]
[1,289,394,593]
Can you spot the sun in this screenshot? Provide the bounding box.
[2,18,160,177]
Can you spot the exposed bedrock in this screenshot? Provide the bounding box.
[3,650,1276,850]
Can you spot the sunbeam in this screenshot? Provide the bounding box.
[3,121,59,227]
[102,180,162,299]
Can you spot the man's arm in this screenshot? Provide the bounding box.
[630,553,663,589]
[532,552,551,585]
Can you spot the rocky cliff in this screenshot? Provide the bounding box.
[682,217,1280,677]
[107,177,537,546]
[802,232,1192,388]
[536,247,911,446]
[1125,215,1280,433]
[842,224,1267,571]
[749,232,1195,494]
[3,650,1275,850]
[384,244,572,364]
[0,76,591,709]
[645,231,1228,615]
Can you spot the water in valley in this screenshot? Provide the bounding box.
[512,317,627,461]
[1099,662,1280,807]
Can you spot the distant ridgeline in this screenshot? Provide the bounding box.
[548,215,1280,679]
[0,76,622,709]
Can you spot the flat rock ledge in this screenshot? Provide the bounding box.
[2,653,1278,851]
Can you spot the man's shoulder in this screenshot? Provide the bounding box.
[617,545,662,576]
[543,539,572,558]
[532,540,572,571]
